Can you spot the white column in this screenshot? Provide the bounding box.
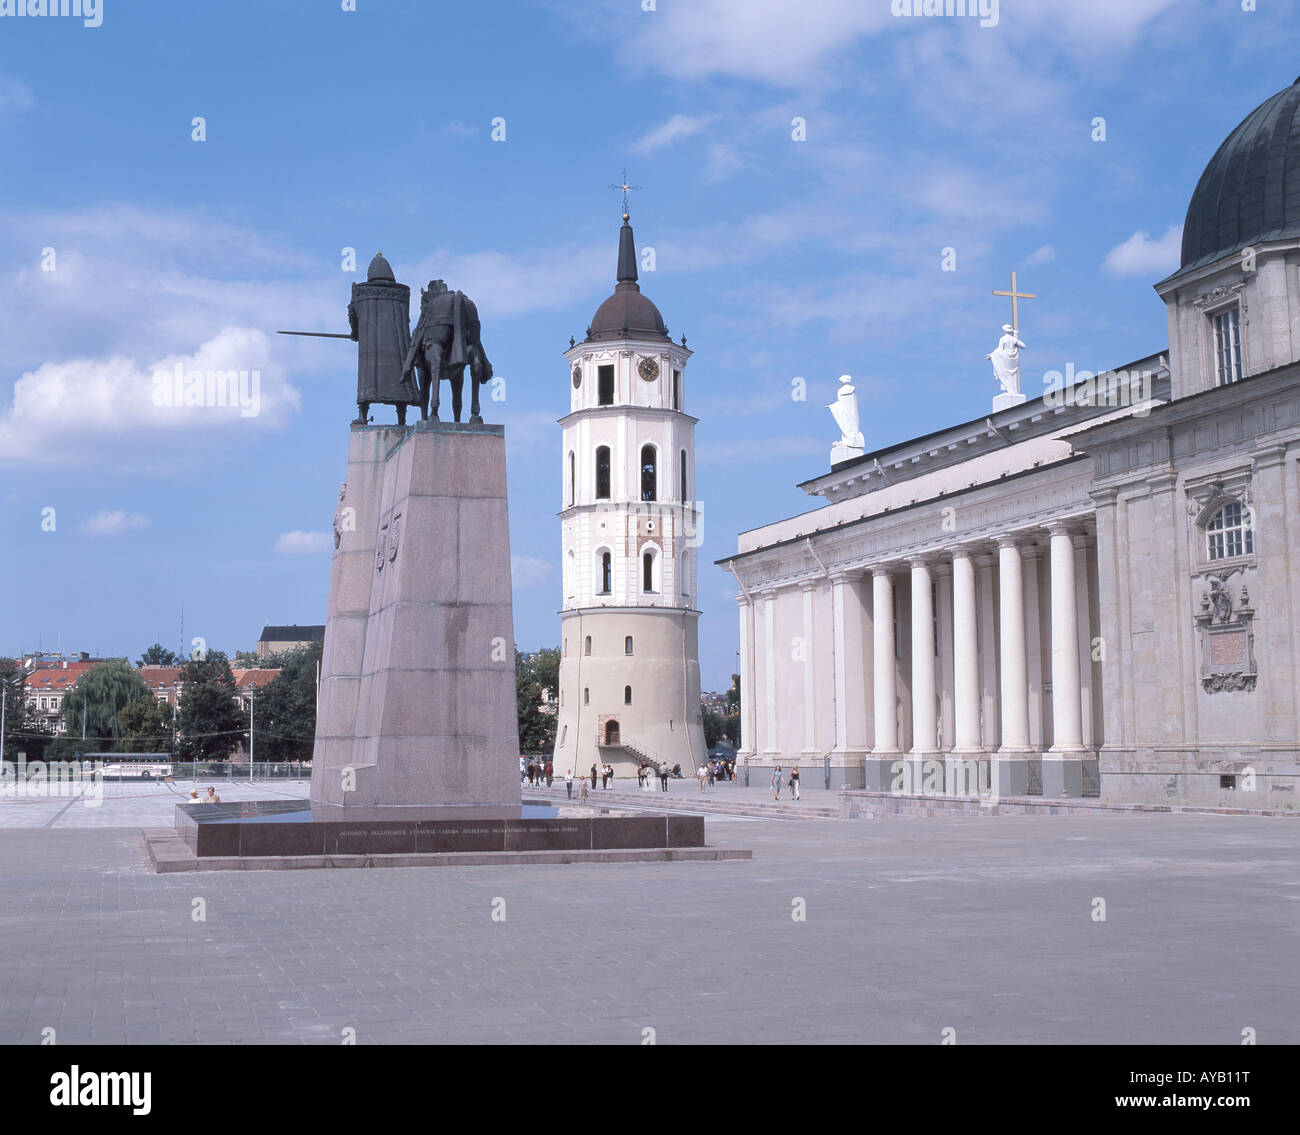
[872,568,899,753]
[800,581,817,755]
[1021,544,1044,748]
[951,549,983,753]
[976,552,999,749]
[997,537,1031,752]
[1048,524,1085,752]
[1073,533,1094,749]
[762,589,779,756]
[935,564,954,750]
[910,558,938,756]
[737,596,756,758]
[831,574,848,754]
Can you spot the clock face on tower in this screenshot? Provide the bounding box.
[637,356,660,382]
[572,365,582,388]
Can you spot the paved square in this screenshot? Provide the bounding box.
[0,782,1296,1044]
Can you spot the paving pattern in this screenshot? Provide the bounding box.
[1,779,1296,1044]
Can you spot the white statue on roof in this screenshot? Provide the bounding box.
[828,374,865,464]
[987,324,1026,397]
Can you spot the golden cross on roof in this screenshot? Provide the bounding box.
[992,269,1036,330]
[609,168,640,218]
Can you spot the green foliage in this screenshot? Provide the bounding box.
[59,660,149,751]
[137,642,180,667]
[176,651,242,763]
[250,643,321,762]
[118,695,173,753]
[516,647,560,755]
[0,658,53,761]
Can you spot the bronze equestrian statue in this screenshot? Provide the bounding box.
[402,280,494,423]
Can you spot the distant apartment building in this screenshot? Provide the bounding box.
[256,624,325,659]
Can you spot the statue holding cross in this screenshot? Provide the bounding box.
[987,269,1034,403]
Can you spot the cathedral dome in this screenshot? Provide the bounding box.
[586,216,669,342]
[1178,77,1300,275]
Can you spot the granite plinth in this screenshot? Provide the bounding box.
[174,800,704,858]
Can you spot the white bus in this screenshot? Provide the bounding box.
[81,754,174,780]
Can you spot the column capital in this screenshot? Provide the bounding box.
[1088,485,1119,506]
[868,561,904,578]
[995,533,1021,551]
[1147,470,1178,493]
[1045,520,1080,538]
[1251,443,1290,470]
[829,568,864,584]
[798,579,817,593]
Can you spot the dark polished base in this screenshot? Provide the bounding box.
[174,799,705,858]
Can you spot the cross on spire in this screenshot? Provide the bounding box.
[992,269,1036,330]
[610,168,640,219]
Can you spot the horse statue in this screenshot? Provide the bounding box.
[401,279,494,423]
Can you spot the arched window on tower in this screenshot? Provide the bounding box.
[584,635,592,656]
[680,449,687,502]
[642,547,660,593]
[598,551,612,594]
[624,635,633,655]
[673,369,680,411]
[595,446,610,499]
[640,445,657,502]
[568,451,575,506]
[624,685,632,705]
[598,365,615,406]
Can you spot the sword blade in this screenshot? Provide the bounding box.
[276,330,354,339]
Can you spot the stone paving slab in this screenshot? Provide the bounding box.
[2,806,1299,1044]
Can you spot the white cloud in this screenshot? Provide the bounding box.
[511,554,554,587]
[0,76,35,116]
[1024,244,1056,267]
[0,327,299,468]
[274,531,332,556]
[83,510,150,535]
[705,143,744,183]
[624,0,891,87]
[631,114,714,154]
[1102,224,1182,277]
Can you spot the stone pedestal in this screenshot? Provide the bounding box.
[992,391,1026,412]
[310,422,520,815]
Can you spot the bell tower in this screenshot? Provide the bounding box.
[552,208,706,778]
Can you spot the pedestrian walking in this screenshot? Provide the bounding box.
[708,762,716,787]
[520,756,526,784]
[579,776,590,804]
[565,769,574,798]
[697,764,707,792]
[790,765,800,800]
[601,764,609,790]
[590,763,598,790]
[545,760,554,788]
[659,763,670,792]
[771,765,783,800]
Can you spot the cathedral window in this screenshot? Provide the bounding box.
[595,446,611,499]
[680,449,687,501]
[641,444,657,501]
[584,635,592,655]
[672,370,680,411]
[1205,501,1253,560]
[598,365,615,406]
[598,551,612,594]
[568,451,575,506]
[1212,306,1242,385]
[584,688,590,705]
[624,685,632,705]
[625,635,633,655]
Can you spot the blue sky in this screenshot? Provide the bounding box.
[0,0,1295,690]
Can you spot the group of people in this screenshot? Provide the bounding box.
[635,762,677,792]
[521,757,554,788]
[769,765,801,800]
[185,787,222,804]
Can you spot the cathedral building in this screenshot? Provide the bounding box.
[552,211,707,777]
[718,79,1300,807]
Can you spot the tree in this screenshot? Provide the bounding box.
[137,643,180,667]
[250,642,322,762]
[118,695,173,753]
[0,658,53,762]
[60,660,150,752]
[176,651,242,763]
[516,647,560,754]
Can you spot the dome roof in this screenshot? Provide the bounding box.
[1178,78,1300,275]
[586,217,669,342]
[366,251,395,282]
